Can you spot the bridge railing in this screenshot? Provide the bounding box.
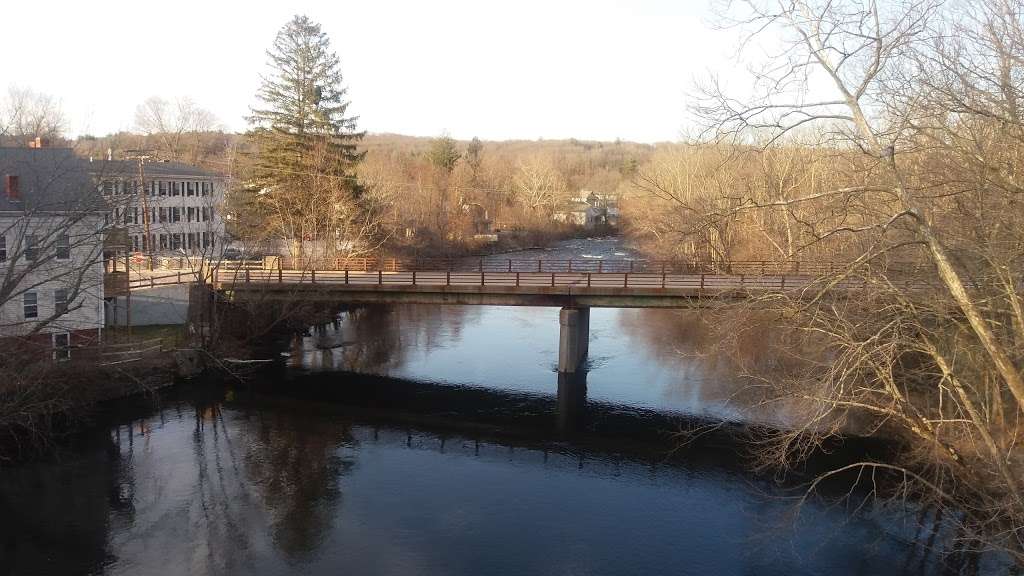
[215,268,937,292]
[277,256,925,277]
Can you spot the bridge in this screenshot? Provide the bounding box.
[186,257,885,374]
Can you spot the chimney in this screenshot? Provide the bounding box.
[4,175,21,200]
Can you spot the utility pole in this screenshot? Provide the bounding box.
[123,149,156,342]
[125,150,155,266]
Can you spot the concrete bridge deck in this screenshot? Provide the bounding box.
[211,269,852,308]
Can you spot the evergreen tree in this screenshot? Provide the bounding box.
[428,132,461,174]
[465,137,483,175]
[245,15,365,254]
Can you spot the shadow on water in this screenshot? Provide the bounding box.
[0,376,982,576]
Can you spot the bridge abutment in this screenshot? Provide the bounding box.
[558,307,590,373]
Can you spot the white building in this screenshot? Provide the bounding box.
[90,160,227,256]
[0,146,107,358]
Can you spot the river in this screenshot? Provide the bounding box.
[0,237,958,575]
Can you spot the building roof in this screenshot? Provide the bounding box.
[86,159,221,179]
[0,147,103,212]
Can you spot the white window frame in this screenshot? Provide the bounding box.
[54,288,68,315]
[56,233,71,260]
[23,292,38,319]
[52,332,70,362]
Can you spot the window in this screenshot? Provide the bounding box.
[202,231,209,248]
[131,235,140,251]
[159,234,168,249]
[172,181,180,196]
[54,288,68,315]
[56,234,70,260]
[23,292,37,319]
[4,174,20,200]
[0,236,6,261]
[201,182,209,196]
[171,234,181,250]
[158,207,167,223]
[171,207,180,223]
[186,182,194,197]
[53,333,70,362]
[159,181,167,196]
[132,208,138,224]
[24,235,38,261]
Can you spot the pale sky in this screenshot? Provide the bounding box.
[4,0,745,143]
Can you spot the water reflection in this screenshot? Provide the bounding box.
[237,405,355,560]
[557,371,588,433]
[286,303,779,425]
[0,393,956,576]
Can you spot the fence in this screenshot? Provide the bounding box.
[214,268,926,292]
[278,256,922,277]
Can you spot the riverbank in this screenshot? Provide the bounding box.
[0,330,183,461]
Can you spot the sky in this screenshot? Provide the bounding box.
[2,0,746,143]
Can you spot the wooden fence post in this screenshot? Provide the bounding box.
[345,269,349,284]
[311,270,316,283]
[412,271,417,285]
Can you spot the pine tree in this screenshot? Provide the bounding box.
[245,15,365,256]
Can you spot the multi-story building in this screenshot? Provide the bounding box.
[90,160,227,256]
[0,145,107,358]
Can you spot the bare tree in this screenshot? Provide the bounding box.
[683,0,1024,562]
[0,86,66,144]
[134,96,219,163]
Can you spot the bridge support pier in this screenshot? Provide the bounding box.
[558,307,590,373]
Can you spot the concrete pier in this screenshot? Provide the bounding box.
[557,307,590,373]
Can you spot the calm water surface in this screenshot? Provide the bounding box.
[0,238,953,575]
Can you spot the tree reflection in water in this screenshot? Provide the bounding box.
[237,404,355,561]
[293,304,472,373]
